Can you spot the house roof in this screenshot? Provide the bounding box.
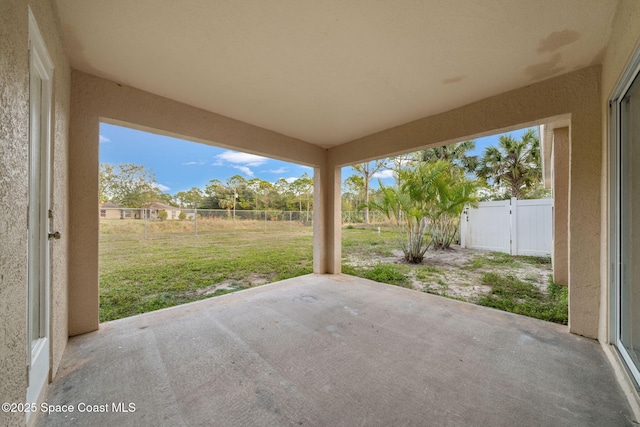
[100,202,120,208]
[54,0,618,148]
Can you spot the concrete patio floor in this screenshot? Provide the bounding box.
[36,274,633,426]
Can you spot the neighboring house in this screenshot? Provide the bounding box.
[2,1,640,426]
[98,202,121,219]
[99,202,182,220]
[141,202,182,220]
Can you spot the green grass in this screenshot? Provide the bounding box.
[363,263,411,288]
[464,252,519,269]
[477,273,568,324]
[99,229,313,321]
[415,265,442,281]
[100,221,565,326]
[100,223,397,322]
[514,255,552,267]
[340,225,397,257]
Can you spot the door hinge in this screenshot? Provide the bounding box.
[48,209,53,219]
[26,364,30,383]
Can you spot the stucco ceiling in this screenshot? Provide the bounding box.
[54,0,619,147]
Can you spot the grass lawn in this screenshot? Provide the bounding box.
[100,220,566,324]
[99,221,313,321]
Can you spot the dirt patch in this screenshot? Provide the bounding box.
[179,280,238,298]
[180,273,278,298]
[344,245,553,302]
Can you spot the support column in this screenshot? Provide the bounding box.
[553,127,569,286]
[68,95,100,336]
[313,161,341,274]
[568,97,602,339]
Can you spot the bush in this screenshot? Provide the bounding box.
[178,211,187,221]
[157,210,168,221]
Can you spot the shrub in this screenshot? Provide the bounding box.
[369,160,478,262]
[178,211,187,220]
[157,210,168,221]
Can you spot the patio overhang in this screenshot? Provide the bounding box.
[69,66,601,340]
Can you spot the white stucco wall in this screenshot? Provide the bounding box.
[0,1,70,425]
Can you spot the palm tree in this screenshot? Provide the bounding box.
[369,161,477,263]
[369,175,435,263]
[476,129,541,199]
[401,160,478,250]
[420,140,478,174]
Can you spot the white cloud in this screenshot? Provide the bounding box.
[155,183,171,192]
[285,177,298,183]
[372,169,395,179]
[300,165,312,170]
[267,167,288,174]
[99,135,110,143]
[232,165,254,177]
[215,151,267,167]
[182,161,205,166]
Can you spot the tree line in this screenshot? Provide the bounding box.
[343,128,547,222]
[99,165,314,213]
[100,128,545,227]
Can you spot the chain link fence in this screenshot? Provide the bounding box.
[99,208,389,240]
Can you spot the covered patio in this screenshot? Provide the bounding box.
[5,1,640,426]
[36,275,632,426]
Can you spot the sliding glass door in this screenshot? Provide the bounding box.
[612,53,640,388]
[620,72,640,380]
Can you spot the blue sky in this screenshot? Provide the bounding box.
[99,123,533,195]
[99,123,313,194]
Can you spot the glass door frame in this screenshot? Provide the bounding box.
[26,8,54,418]
[610,45,640,389]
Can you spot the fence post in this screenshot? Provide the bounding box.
[289,211,292,231]
[510,197,518,255]
[143,209,147,239]
[264,210,267,233]
[460,207,467,248]
[194,208,198,236]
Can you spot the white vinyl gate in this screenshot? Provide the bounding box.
[460,198,553,256]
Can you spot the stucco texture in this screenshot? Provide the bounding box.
[30,0,71,382]
[0,1,70,426]
[0,2,30,425]
[599,0,640,342]
[552,127,570,287]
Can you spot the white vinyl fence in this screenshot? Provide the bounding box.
[460,198,553,256]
